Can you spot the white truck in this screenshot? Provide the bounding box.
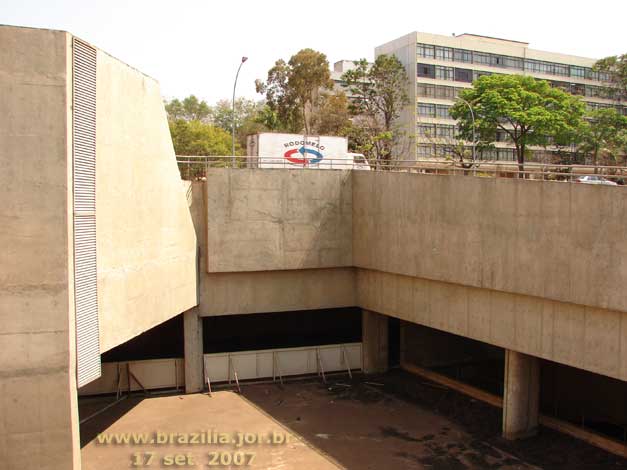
[246,133,369,170]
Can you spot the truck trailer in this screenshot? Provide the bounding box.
[246,133,369,170]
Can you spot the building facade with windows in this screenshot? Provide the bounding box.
[376,32,627,162]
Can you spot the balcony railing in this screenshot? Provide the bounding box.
[176,155,627,186]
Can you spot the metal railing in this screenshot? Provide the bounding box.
[176,155,627,185]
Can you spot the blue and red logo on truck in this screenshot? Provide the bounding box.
[283,140,325,165]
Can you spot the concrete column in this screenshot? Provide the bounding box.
[362,310,389,374]
[502,349,540,440]
[184,308,204,393]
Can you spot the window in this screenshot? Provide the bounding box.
[436,125,455,138]
[417,144,434,157]
[525,59,553,75]
[454,49,472,63]
[435,66,454,80]
[435,85,459,99]
[571,83,585,96]
[417,44,435,58]
[473,52,490,65]
[497,148,515,161]
[417,63,435,78]
[570,66,585,79]
[435,145,453,157]
[454,68,473,83]
[435,46,453,61]
[418,103,435,117]
[436,104,451,119]
[503,57,523,70]
[554,63,569,77]
[490,55,506,67]
[480,148,496,160]
[417,83,435,97]
[417,124,435,137]
[585,68,600,81]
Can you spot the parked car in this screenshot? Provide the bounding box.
[576,175,618,186]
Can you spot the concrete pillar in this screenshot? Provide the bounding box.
[362,310,389,374]
[502,350,540,440]
[184,308,204,393]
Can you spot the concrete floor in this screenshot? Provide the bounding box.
[80,371,627,470]
[80,392,340,470]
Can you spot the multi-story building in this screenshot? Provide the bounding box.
[376,32,627,162]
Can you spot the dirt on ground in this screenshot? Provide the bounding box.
[80,369,627,470]
[242,370,626,470]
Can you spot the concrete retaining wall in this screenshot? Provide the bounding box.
[205,169,352,272]
[0,26,80,469]
[95,49,197,352]
[200,169,627,381]
[353,171,627,313]
[191,181,355,316]
[358,269,627,381]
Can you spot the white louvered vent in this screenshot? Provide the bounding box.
[73,38,101,387]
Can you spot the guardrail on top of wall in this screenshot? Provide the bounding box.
[176,155,627,186]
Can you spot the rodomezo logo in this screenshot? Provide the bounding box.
[283,140,325,165]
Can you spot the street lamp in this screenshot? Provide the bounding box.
[232,56,248,167]
[457,97,476,162]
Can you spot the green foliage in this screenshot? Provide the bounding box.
[580,108,627,165]
[341,55,410,167]
[256,49,333,134]
[211,98,269,152]
[450,75,585,173]
[168,119,232,156]
[165,95,211,122]
[312,92,352,136]
[254,105,282,131]
[594,54,627,101]
[211,98,263,132]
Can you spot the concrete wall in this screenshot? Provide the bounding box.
[352,172,627,381]
[95,50,197,352]
[190,181,355,316]
[353,171,627,314]
[198,169,627,382]
[0,26,80,469]
[358,268,627,382]
[205,169,352,272]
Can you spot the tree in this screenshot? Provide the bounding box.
[168,119,234,177]
[579,108,627,167]
[165,95,211,122]
[254,105,282,131]
[211,98,268,152]
[211,98,263,132]
[311,91,352,136]
[341,55,410,168]
[594,54,627,101]
[256,49,333,134]
[450,75,585,177]
[169,119,231,156]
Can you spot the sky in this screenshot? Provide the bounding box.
[3,0,626,105]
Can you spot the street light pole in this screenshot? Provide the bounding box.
[232,56,248,167]
[458,97,476,162]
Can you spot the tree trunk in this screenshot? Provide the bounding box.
[517,144,525,179]
[302,103,309,135]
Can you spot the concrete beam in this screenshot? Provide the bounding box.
[184,308,203,393]
[362,310,389,374]
[502,350,540,439]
